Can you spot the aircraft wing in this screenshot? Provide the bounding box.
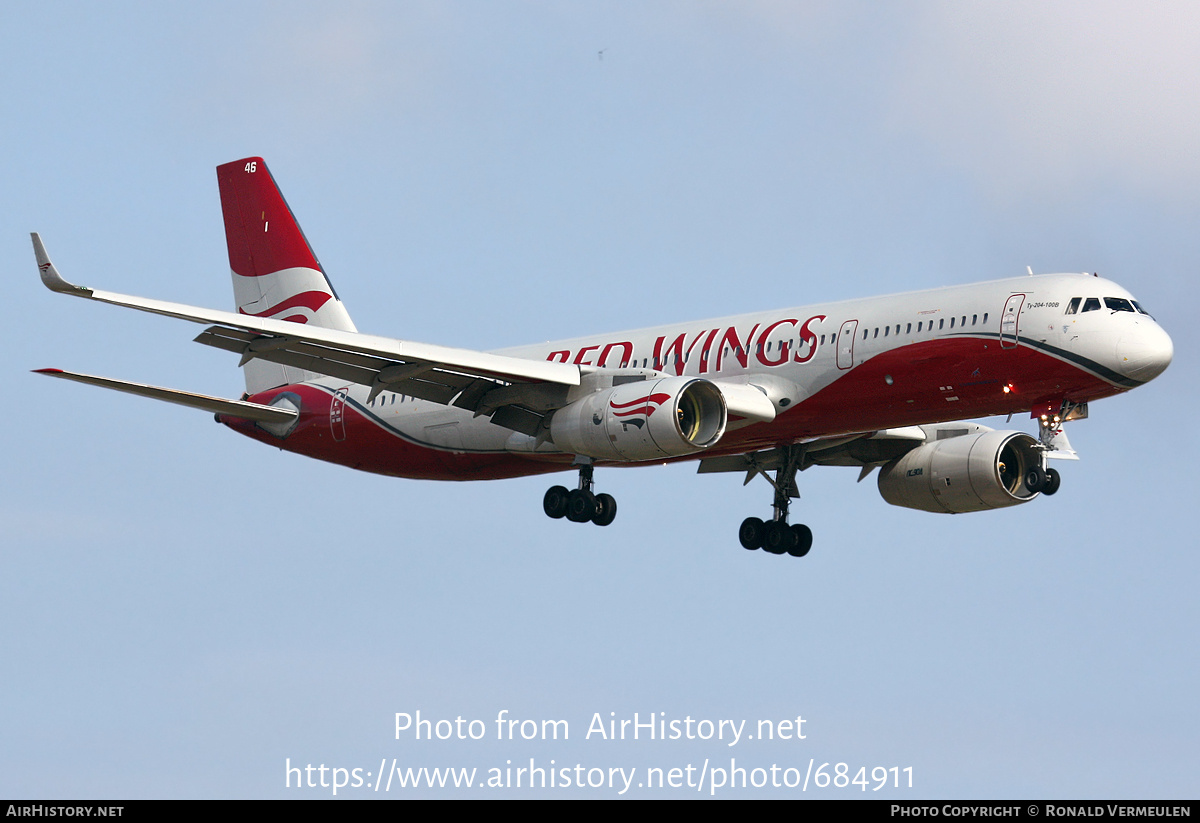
[698,427,931,486]
[33,234,581,411]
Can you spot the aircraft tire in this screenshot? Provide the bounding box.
[567,489,597,523]
[1043,467,1061,496]
[788,524,813,558]
[543,485,570,519]
[593,493,618,526]
[739,517,765,550]
[1025,466,1047,493]
[763,520,795,555]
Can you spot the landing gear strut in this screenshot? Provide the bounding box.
[738,445,813,558]
[543,457,617,527]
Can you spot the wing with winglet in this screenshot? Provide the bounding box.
[31,232,581,418]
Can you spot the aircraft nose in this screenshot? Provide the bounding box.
[1116,323,1173,383]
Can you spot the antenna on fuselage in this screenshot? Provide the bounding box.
[1026,266,1034,276]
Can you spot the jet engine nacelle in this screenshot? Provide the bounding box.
[877,430,1043,514]
[550,376,727,461]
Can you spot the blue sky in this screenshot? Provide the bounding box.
[3,1,1197,798]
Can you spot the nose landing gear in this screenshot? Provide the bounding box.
[543,458,617,527]
[1031,399,1080,496]
[1023,465,1061,495]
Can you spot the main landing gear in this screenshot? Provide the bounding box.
[543,458,617,527]
[738,445,813,558]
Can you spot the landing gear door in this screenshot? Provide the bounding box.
[836,319,858,370]
[1001,294,1025,349]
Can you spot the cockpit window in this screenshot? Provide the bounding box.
[1132,300,1154,319]
[1082,298,1102,312]
[1065,297,1081,315]
[1104,297,1135,313]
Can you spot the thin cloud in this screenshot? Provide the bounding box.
[886,1,1200,202]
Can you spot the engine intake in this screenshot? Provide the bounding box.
[550,377,727,461]
[877,430,1042,513]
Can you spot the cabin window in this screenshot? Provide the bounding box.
[1083,297,1102,312]
[906,323,912,334]
[884,326,889,337]
[949,317,955,328]
[1065,297,1081,315]
[873,328,879,339]
[1105,297,1135,313]
[961,316,966,327]
[971,314,977,325]
[863,329,868,340]
[982,312,988,324]
[939,319,945,330]
[917,322,923,332]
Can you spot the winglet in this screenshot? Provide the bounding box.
[31,233,92,296]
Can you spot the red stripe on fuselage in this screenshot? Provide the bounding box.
[219,337,1128,481]
[221,383,571,481]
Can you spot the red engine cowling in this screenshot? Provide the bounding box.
[550,377,727,461]
[877,430,1043,513]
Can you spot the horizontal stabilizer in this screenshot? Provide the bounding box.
[33,368,299,424]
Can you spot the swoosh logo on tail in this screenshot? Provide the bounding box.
[238,290,332,324]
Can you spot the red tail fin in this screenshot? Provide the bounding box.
[216,157,356,391]
[217,157,325,279]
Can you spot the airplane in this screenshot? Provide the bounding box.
[31,157,1173,558]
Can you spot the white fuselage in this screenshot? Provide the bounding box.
[302,272,1168,471]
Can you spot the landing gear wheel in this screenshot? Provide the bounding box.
[593,493,618,526]
[763,520,797,555]
[788,524,813,558]
[566,489,598,523]
[543,486,570,519]
[739,517,765,550]
[1025,466,1047,493]
[1043,467,1061,496]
